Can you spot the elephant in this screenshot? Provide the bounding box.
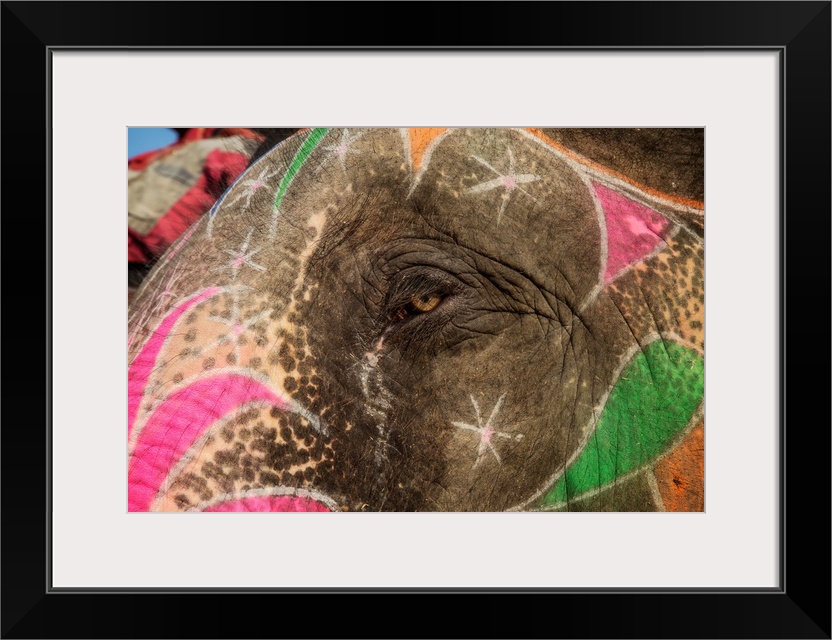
[127,127,704,513]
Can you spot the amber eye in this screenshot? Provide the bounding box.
[411,293,443,313]
[389,291,445,324]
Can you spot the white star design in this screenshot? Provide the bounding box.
[451,394,523,469]
[315,129,364,174]
[213,229,266,278]
[465,148,540,223]
[190,229,270,364]
[226,166,280,210]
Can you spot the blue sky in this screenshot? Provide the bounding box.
[128,127,178,159]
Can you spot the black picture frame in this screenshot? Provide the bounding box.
[2,2,829,638]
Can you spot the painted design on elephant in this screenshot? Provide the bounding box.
[130,178,341,511]
[510,128,703,312]
[315,128,364,174]
[154,393,335,511]
[205,128,329,239]
[128,371,292,512]
[188,486,339,512]
[205,141,284,239]
[451,393,524,468]
[518,128,705,214]
[578,181,683,311]
[200,307,272,365]
[128,285,326,511]
[151,405,259,510]
[128,127,704,513]
[270,127,330,238]
[128,286,222,435]
[606,229,705,351]
[593,182,672,284]
[194,229,273,363]
[151,397,337,512]
[357,330,396,467]
[224,164,281,211]
[653,422,704,511]
[127,262,185,352]
[580,172,610,311]
[403,127,452,196]
[526,337,704,511]
[465,147,541,224]
[214,228,266,276]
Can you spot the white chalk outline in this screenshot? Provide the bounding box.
[187,486,341,513]
[206,135,290,239]
[529,403,704,512]
[223,164,282,211]
[313,128,365,175]
[129,364,320,453]
[513,128,705,221]
[150,402,274,511]
[405,128,455,198]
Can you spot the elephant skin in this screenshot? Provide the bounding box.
[127,128,704,513]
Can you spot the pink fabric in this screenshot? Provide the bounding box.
[128,373,288,512]
[593,182,670,283]
[204,495,331,512]
[128,287,221,435]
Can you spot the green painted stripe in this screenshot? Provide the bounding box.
[540,340,704,507]
[273,128,329,212]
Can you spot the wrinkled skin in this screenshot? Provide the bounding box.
[128,128,704,512]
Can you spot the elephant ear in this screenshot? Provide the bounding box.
[518,129,705,512]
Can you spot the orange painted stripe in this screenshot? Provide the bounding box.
[654,423,704,512]
[408,128,448,172]
[525,128,705,211]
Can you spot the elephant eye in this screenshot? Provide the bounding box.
[389,292,447,323]
[384,270,458,327]
[411,292,443,313]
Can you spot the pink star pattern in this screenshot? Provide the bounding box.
[466,148,541,223]
[226,165,280,210]
[213,229,266,278]
[451,394,524,468]
[315,129,364,174]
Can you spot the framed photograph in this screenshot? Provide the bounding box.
[3,2,828,637]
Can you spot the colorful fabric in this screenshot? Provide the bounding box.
[128,129,262,263]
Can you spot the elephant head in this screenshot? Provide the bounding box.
[127,128,704,512]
